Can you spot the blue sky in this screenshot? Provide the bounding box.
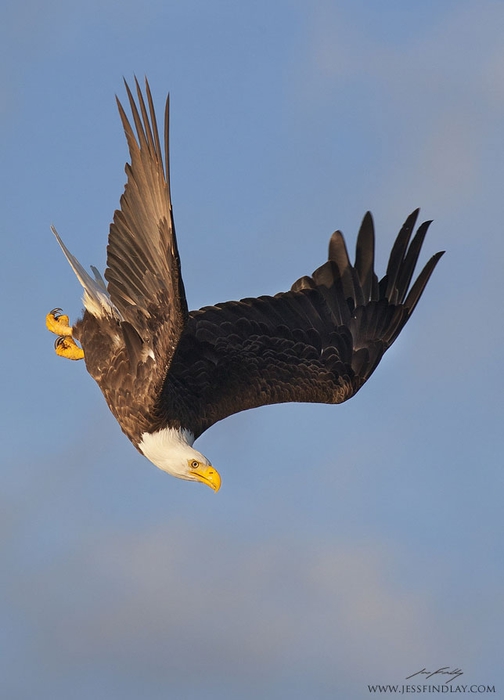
[1,1,503,698]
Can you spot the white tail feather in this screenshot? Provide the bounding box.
[51,226,118,318]
[90,265,108,292]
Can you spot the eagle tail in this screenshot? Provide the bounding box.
[51,226,118,319]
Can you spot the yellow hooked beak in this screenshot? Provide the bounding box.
[192,464,221,492]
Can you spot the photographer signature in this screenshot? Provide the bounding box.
[405,667,463,684]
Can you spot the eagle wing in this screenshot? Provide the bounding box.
[104,78,188,370]
[161,210,443,438]
[76,80,188,442]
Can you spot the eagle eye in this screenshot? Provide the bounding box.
[190,460,199,469]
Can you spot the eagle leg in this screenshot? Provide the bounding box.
[46,308,84,360]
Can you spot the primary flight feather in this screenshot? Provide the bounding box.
[47,78,444,491]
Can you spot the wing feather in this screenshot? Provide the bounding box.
[384,208,419,303]
[354,211,378,301]
[105,78,188,347]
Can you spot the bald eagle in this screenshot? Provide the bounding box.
[47,79,444,491]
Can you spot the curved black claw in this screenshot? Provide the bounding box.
[50,308,63,319]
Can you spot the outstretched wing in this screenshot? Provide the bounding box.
[76,79,188,443]
[105,77,188,369]
[161,210,443,438]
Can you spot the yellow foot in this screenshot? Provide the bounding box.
[46,308,73,336]
[46,308,84,360]
[54,335,84,361]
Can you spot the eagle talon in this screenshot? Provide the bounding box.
[46,308,73,336]
[54,335,84,360]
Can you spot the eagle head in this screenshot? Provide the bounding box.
[137,427,221,492]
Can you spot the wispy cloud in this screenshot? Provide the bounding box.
[6,520,492,692]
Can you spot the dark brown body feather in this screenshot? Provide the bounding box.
[73,80,444,447]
